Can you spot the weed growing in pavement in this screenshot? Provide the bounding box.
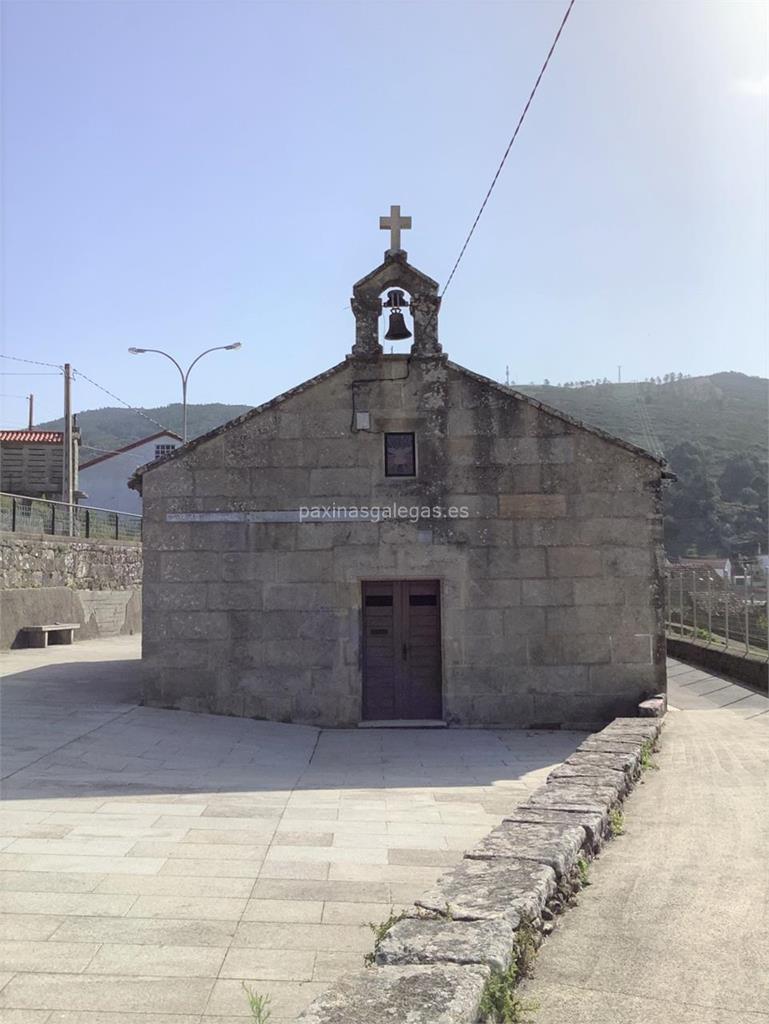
[640,739,659,771]
[577,855,591,887]
[363,909,411,966]
[479,959,539,1023]
[514,922,539,980]
[609,808,625,836]
[242,984,272,1024]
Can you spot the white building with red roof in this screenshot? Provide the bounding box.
[79,430,181,514]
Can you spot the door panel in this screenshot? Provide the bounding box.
[403,582,442,718]
[362,583,399,720]
[362,580,442,720]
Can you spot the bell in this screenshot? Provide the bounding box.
[385,310,412,341]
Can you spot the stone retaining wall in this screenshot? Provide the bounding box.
[667,636,768,694]
[0,534,142,590]
[298,715,663,1024]
[0,533,142,648]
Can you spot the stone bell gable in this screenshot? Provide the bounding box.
[132,207,666,729]
[351,251,442,359]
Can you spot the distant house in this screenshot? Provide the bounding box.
[0,429,81,500]
[678,557,732,580]
[80,431,182,515]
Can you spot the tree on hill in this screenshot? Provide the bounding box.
[664,442,722,557]
[718,456,763,503]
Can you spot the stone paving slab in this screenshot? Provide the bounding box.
[0,637,585,1022]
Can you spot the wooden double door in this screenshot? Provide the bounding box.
[362,580,443,721]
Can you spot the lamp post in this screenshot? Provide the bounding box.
[128,343,242,443]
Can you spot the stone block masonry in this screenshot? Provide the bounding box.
[0,534,142,648]
[137,355,667,728]
[297,714,664,1024]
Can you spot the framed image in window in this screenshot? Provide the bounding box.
[384,432,416,477]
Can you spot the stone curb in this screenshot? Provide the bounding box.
[639,692,667,717]
[296,712,664,1024]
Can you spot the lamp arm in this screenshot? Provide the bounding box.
[183,345,235,383]
[137,348,186,383]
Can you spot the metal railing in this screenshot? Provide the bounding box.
[0,492,142,542]
[666,568,769,660]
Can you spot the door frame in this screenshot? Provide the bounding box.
[360,577,444,721]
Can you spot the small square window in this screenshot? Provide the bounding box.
[384,432,416,477]
[154,443,177,459]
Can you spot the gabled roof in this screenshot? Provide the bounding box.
[128,356,667,492]
[449,363,668,466]
[0,430,64,444]
[352,252,439,294]
[80,430,182,470]
[128,361,349,489]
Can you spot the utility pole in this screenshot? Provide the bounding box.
[27,394,34,429]
[62,364,74,535]
[505,365,510,386]
[617,365,622,383]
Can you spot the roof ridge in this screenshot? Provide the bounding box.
[128,359,350,489]
[446,361,667,466]
[129,355,667,492]
[80,430,183,470]
[0,430,66,443]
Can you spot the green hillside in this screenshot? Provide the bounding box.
[516,373,767,560]
[38,371,767,558]
[517,372,767,473]
[40,403,252,458]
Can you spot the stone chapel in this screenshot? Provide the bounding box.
[131,209,667,728]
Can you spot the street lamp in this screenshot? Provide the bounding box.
[128,343,242,443]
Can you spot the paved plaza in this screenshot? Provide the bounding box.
[0,637,584,1023]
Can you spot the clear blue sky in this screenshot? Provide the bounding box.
[1,0,766,430]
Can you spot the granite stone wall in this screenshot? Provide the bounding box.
[139,355,666,727]
[0,534,142,647]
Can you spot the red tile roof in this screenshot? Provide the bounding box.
[0,431,65,444]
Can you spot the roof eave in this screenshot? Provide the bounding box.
[80,430,183,470]
[128,358,350,489]
[447,361,668,468]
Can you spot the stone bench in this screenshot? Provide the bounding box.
[20,623,80,648]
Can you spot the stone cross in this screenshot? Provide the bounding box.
[379,205,412,252]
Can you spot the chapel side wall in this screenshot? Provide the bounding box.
[440,370,665,727]
[140,358,665,727]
